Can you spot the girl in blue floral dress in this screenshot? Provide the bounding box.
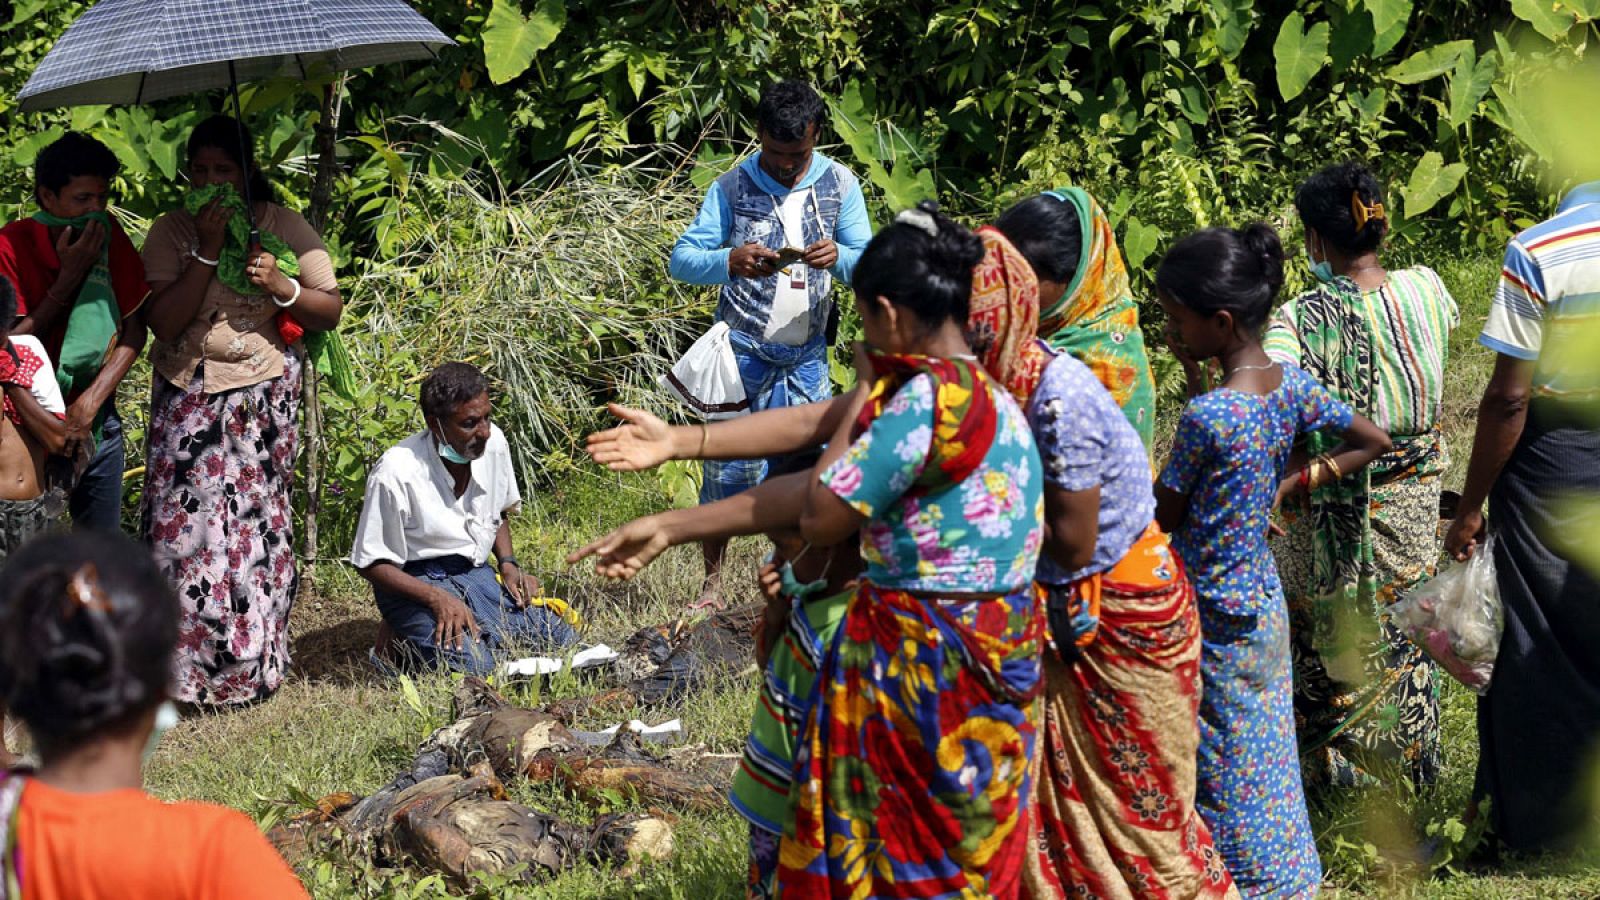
[1151,225,1392,899]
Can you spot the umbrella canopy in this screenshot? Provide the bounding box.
[17,0,453,112]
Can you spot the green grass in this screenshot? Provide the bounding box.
[131,253,1600,897]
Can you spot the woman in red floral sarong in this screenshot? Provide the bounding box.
[966,227,1236,899]
[773,203,1047,899]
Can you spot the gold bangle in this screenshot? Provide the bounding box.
[697,423,709,458]
[1322,453,1343,481]
[1309,457,1327,491]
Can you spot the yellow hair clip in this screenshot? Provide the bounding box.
[1352,193,1387,230]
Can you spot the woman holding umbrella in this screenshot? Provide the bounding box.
[140,114,342,708]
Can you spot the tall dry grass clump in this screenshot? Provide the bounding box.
[333,152,711,499]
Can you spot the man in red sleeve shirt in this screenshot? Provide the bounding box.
[0,132,149,531]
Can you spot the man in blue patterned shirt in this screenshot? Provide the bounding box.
[669,80,872,608]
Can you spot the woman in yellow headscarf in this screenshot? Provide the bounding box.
[996,188,1158,446]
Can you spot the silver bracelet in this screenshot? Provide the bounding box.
[189,247,219,267]
[272,278,303,308]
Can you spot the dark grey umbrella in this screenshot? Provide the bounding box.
[16,0,454,241]
[17,0,453,111]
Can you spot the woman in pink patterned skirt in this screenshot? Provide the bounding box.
[138,115,342,707]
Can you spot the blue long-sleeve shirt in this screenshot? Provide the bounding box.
[669,152,872,289]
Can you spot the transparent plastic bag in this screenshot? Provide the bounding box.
[1388,535,1503,695]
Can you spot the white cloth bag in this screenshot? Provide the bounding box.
[663,321,748,420]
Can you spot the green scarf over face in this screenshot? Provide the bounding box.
[182,184,358,402]
[30,210,118,398]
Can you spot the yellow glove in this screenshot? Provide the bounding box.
[525,595,584,629]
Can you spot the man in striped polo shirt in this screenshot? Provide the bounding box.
[1446,180,1600,853]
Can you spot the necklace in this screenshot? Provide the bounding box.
[1223,361,1277,376]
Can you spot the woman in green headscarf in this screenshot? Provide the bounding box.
[996,188,1158,446]
[139,115,344,709]
[992,188,1158,445]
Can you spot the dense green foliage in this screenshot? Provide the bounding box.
[6,0,1598,251]
[3,0,1598,549]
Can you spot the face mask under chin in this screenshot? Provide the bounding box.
[1305,237,1335,284]
[433,429,475,465]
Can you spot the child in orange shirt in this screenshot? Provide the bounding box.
[0,532,308,899]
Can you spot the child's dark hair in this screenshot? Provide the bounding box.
[994,193,1083,286]
[1155,224,1285,332]
[188,114,275,203]
[0,532,178,756]
[1296,161,1388,255]
[34,132,119,200]
[852,201,987,329]
[756,81,826,143]
[420,362,490,421]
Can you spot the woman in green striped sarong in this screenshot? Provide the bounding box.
[1265,162,1459,789]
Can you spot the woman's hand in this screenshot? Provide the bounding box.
[586,403,677,471]
[566,515,672,580]
[1268,474,1304,537]
[246,250,297,301]
[850,341,876,391]
[193,199,233,259]
[754,592,788,671]
[757,557,784,603]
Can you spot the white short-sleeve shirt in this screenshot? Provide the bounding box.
[349,424,521,569]
[6,335,66,419]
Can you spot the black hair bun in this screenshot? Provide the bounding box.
[1241,223,1285,297]
[917,200,986,278]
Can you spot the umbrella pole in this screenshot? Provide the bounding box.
[226,61,260,249]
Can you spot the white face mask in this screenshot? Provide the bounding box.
[142,701,180,764]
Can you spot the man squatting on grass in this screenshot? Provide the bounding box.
[667,80,872,609]
[0,277,71,769]
[352,362,577,674]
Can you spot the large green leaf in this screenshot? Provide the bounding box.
[1329,6,1376,73]
[1448,51,1498,128]
[1363,0,1413,55]
[1400,151,1468,217]
[1386,40,1473,84]
[1122,216,1163,272]
[1510,0,1585,40]
[1208,0,1255,58]
[482,0,566,85]
[1274,12,1331,101]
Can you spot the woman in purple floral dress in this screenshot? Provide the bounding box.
[139,116,343,707]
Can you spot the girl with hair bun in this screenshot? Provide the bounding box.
[1266,161,1459,789]
[1152,225,1392,898]
[0,531,307,898]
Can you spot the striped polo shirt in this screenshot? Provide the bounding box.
[1481,181,1600,400]
[1266,266,1459,435]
